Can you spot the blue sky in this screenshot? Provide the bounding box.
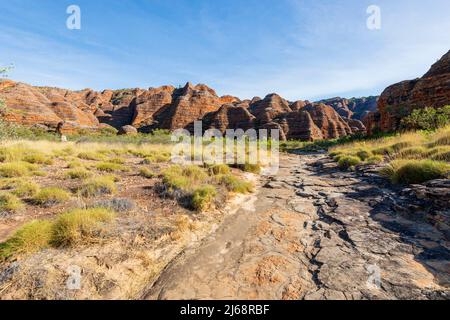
[1,0,449,101]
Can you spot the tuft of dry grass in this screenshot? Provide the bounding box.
[0,192,24,213]
[0,208,116,260]
[0,178,40,198]
[0,220,53,260]
[0,162,31,178]
[380,160,449,185]
[162,165,209,191]
[65,168,92,180]
[95,162,128,173]
[51,208,116,247]
[338,156,361,170]
[236,163,261,174]
[139,167,155,179]
[33,187,71,206]
[329,126,450,183]
[217,174,254,193]
[77,152,105,161]
[191,185,217,212]
[78,176,117,197]
[208,164,231,176]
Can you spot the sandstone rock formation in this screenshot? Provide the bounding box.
[367,50,450,133]
[158,83,226,130]
[202,97,365,141]
[0,80,99,132]
[318,96,378,121]
[0,79,370,140]
[202,102,255,134]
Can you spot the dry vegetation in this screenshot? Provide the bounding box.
[329,125,450,184]
[0,138,260,299]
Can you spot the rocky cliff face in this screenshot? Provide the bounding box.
[367,50,450,133]
[203,98,365,141]
[0,80,100,134]
[0,79,370,141]
[318,96,378,121]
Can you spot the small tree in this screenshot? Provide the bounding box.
[401,106,450,131]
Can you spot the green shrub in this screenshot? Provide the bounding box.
[337,156,361,170]
[381,160,449,184]
[0,220,53,260]
[78,176,117,197]
[191,185,217,211]
[139,167,155,179]
[0,192,24,213]
[401,106,450,131]
[217,174,254,193]
[65,168,92,179]
[51,208,116,247]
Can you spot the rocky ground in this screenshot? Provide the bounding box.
[144,153,449,300]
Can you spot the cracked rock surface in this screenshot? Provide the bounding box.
[145,153,449,300]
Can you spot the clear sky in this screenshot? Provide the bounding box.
[1,0,449,101]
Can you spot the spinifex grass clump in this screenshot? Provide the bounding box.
[65,168,92,179]
[0,178,40,197]
[139,167,155,179]
[0,220,53,260]
[217,174,254,193]
[78,176,117,197]
[380,160,449,185]
[191,185,217,211]
[33,187,71,206]
[95,162,127,173]
[236,163,261,174]
[0,192,24,214]
[162,165,209,192]
[22,152,53,165]
[208,164,231,176]
[329,125,450,183]
[0,208,117,260]
[0,162,30,178]
[51,208,116,247]
[337,156,361,170]
[77,152,105,161]
[162,165,219,212]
